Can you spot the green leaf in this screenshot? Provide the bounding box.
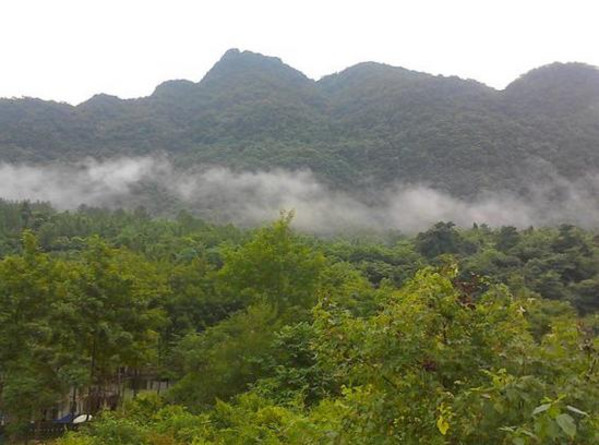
[437,415,449,435]
[532,403,551,415]
[556,413,576,438]
[566,405,588,417]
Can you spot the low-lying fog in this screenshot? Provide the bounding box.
[1,156,598,233]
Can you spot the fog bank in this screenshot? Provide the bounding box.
[1,157,598,233]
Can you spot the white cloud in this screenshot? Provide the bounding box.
[2,157,599,233]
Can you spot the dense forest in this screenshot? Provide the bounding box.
[1,201,599,443]
[2,49,599,444]
[1,49,599,198]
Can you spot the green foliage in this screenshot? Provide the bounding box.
[2,205,599,442]
[55,262,599,444]
[169,302,281,409]
[217,212,325,312]
[415,221,477,259]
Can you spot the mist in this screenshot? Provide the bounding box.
[1,156,599,233]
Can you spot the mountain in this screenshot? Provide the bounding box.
[1,49,599,198]
[504,62,599,117]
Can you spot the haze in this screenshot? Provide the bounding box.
[1,0,598,105]
[3,157,599,233]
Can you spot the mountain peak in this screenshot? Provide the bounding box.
[220,47,242,59]
[151,79,196,99]
[217,48,282,64]
[78,93,124,109]
[200,48,309,86]
[504,62,599,115]
[506,62,599,91]
[318,61,424,89]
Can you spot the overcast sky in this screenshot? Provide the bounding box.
[1,0,597,105]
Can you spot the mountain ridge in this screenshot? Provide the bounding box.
[2,50,593,108]
[1,48,599,200]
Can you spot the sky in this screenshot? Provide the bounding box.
[1,0,598,105]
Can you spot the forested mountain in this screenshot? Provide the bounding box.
[1,50,599,197]
[5,51,599,444]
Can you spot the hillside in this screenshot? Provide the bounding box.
[1,50,599,198]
